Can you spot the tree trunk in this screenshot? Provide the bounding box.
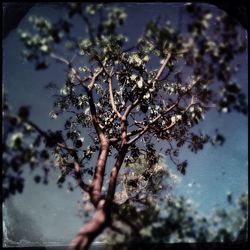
[70,146,128,250]
[69,200,110,250]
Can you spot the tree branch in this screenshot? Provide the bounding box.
[87,68,104,91]
[69,200,109,250]
[152,53,171,88]
[49,141,91,194]
[122,53,172,119]
[74,161,91,193]
[127,100,179,145]
[57,142,77,153]
[50,52,94,87]
[50,53,83,83]
[127,125,149,145]
[104,113,118,133]
[25,119,48,138]
[90,140,110,206]
[108,76,122,119]
[123,100,139,120]
[106,145,128,202]
[127,127,144,138]
[16,118,92,194]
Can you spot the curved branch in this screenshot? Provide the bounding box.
[50,53,83,83]
[79,69,106,139]
[73,156,91,194]
[152,53,171,88]
[127,100,179,145]
[127,125,149,145]
[127,127,144,138]
[11,117,91,194]
[106,145,128,202]
[25,119,48,138]
[104,113,117,133]
[57,142,77,152]
[87,68,104,91]
[69,200,110,250]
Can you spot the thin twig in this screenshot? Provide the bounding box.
[50,53,83,83]
[87,68,104,91]
[123,53,172,120]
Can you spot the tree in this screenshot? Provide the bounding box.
[2,3,247,250]
[101,191,248,249]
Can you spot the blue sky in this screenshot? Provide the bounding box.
[3,3,248,246]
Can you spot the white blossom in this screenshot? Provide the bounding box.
[143,55,149,62]
[49,111,58,119]
[222,107,228,113]
[40,44,49,52]
[143,92,150,99]
[204,13,213,20]
[137,77,143,88]
[130,74,137,81]
[60,86,72,96]
[171,115,182,123]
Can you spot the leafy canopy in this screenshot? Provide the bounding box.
[3,3,247,230]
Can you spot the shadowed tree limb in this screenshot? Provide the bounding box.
[69,200,110,250]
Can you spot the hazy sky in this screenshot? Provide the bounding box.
[3,3,248,247]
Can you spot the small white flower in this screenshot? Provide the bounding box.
[49,111,58,119]
[171,115,181,123]
[170,116,176,122]
[143,92,150,99]
[40,44,48,52]
[222,107,228,113]
[190,106,194,112]
[204,13,213,20]
[143,55,149,62]
[129,54,143,67]
[130,74,137,81]
[176,115,182,121]
[60,87,69,96]
[79,137,84,143]
[40,38,47,45]
[137,77,143,88]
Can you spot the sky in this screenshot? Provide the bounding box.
[2,2,248,247]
